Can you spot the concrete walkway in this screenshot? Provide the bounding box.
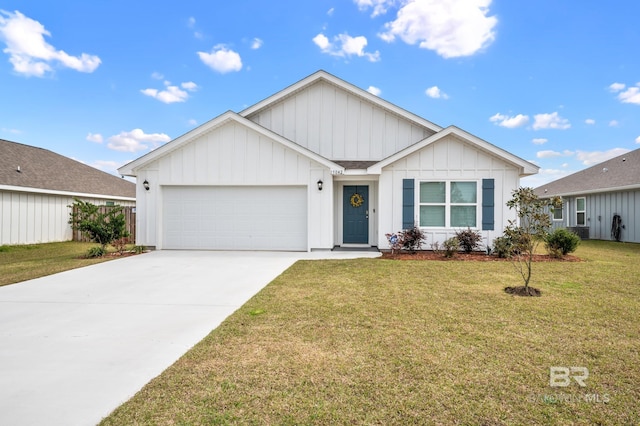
[0,250,380,426]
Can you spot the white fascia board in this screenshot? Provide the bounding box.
[368,126,539,176]
[0,184,136,202]
[240,70,443,134]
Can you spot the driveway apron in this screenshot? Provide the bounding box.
[0,250,378,426]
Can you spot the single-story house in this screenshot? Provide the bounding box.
[119,70,538,251]
[534,147,639,243]
[1,139,136,245]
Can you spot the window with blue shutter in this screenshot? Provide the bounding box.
[482,179,495,231]
[402,179,414,229]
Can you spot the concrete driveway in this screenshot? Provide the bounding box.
[0,249,380,426]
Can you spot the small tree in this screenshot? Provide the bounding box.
[504,187,552,294]
[69,199,129,252]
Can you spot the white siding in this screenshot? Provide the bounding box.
[247,80,434,161]
[135,120,333,250]
[0,190,135,245]
[377,135,520,248]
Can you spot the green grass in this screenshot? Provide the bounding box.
[100,240,639,425]
[0,241,119,287]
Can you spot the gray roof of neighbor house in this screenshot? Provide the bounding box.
[0,139,135,199]
[534,147,640,197]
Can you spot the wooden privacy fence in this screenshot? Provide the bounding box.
[72,205,136,243]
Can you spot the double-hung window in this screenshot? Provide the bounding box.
[419,181,478,228]
[576,197,586,226]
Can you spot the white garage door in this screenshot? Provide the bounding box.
[162,186,307,251]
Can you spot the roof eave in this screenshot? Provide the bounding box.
[0,184,136,201]
[540,183,640,198]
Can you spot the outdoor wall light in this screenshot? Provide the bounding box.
[317,179,323,191]
[143,179,150,191]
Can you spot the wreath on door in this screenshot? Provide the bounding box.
[350,193,364,208]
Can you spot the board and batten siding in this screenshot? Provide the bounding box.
[246,80,434,161]
[377,135,520,248]
[554,190,640,243]
[135,119,333,250]
[0,190,135,245]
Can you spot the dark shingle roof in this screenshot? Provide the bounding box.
[0,139,135,198]
[332,160,379,170]
[534,147,640,197]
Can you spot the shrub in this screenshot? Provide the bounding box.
[133,245,146,254]
[69,199,129,249]
[545,228,580,258]
[112,237,130,255]
[455,227,483,253]
[401,225,426,253]
[492,236,513,258]
[442,237,460,258]
[86,246,106,258]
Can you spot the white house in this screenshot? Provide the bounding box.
[119,71,538,251]
[1,139,136,245]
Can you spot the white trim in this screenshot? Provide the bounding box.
[542,183,640,198]
[368,126,539,177]
[416,180,480,229]
[118,111,344,177]
[240,70,443,134]
[0,184,135,202]
[576,196,586,226]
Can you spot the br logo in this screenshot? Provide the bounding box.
[549,367,589,387]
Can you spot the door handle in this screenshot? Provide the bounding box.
[366,210,369,219]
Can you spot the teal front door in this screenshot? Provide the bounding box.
[343,185,369,244]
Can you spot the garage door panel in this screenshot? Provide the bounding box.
[162,186,307,250]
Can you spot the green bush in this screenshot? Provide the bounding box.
[86,246,106,258]
[492,236,512,258]
[442,237,460,258]
[545,228,580,258]
[455,227,483,253]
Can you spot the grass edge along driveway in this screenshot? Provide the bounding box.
[101,240,639,425]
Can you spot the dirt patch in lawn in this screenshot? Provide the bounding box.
[380,251,581,262]
[504,285,542,297]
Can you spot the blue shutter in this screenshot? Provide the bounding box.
[482,179,495,230]
[402,179,415,229]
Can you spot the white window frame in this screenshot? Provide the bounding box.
[552,205,563,221]
[417,180,479,228]
[576,197,586,226]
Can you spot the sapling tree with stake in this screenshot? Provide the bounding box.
[504,187,552,295]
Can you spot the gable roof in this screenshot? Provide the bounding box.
[1,139,135,199]
[118,111,344,176]
[240,70,443,134]
[535,147,640,197]
[368,126,539,176]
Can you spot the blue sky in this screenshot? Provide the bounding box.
[1,0,638,187]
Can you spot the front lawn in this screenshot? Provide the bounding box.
[0,241,121,287]
[102,240,639,425]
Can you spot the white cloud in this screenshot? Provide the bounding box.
[141,80,199,104]
[86,133,103,143]
[251,38,263,49]
[609,119,619,127]
[489,113,529,128]
[327,7,335,16]
[107,129,171,153]
[354,0,396,17]
[151,71,164,80]
[636,136,640,144]
[188,118,198,126]
[198,45,242,73]
[536,150,573,159]
[0,10,101,77]
[610,81,640,104]
[609,82,626,92]
[521,168,573,188]
[187,17,196,28]
[313,32,380,62]
[532,112,571,130]
[585,118,595,125]
[425,86,449,99]
[575,148,630,166]
[378,0,497,58]
[367,86,381,96]
[532,138,548,145]
[2,127,22,134]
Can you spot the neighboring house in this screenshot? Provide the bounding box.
[534,148,640,243]
[1,139,136,245]
[119,70,538,251]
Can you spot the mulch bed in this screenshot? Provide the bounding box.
[380,251,581,262]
